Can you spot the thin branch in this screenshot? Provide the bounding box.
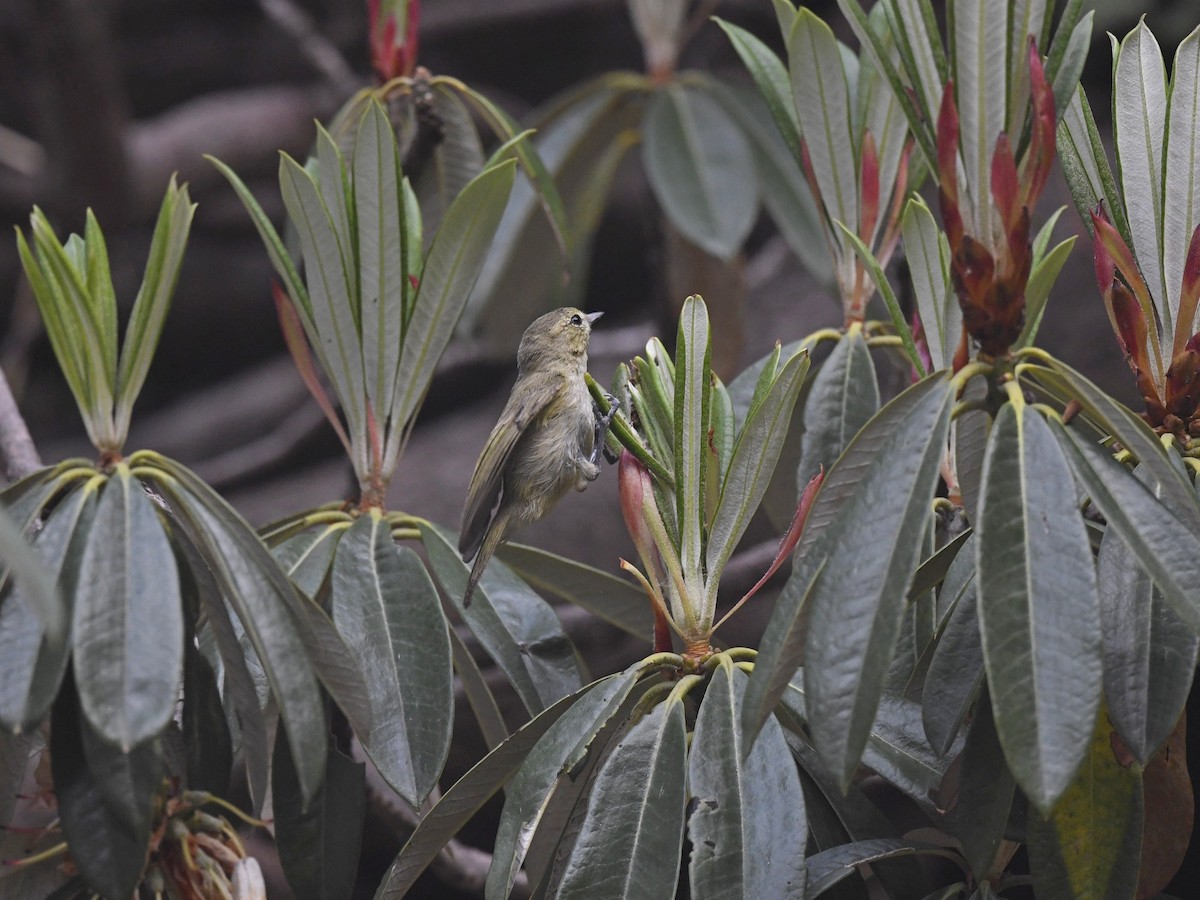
[257,0,360,97]
[357,743,530,898]
[0,367,42,483]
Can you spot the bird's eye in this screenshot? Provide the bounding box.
[570,313,583,326]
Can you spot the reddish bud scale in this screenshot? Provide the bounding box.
[911,310,933,380]
[368,0,420,82]
[860,131,880,244]
[936,82,964,248]
[1166,334,1200,420]
[1175,222,1200,358]
[272,282,354,457]
[991,132,1021,235]
[799,138,824,212]
[1092,208,1116,291]
[1018,38,1056,211]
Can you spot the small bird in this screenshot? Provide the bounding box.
[459,308,613,606]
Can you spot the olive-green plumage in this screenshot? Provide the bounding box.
[459,308,606,605]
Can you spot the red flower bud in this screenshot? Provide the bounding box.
[368,0,420,82]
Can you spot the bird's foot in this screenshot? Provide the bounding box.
[591,392,618,465]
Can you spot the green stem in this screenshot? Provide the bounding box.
[666,674,704,705]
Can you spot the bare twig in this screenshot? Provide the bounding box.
[257,0,360,97]
[0,366,42,484]
[357,743,530,898]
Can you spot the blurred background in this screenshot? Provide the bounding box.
[1,0,1196,896]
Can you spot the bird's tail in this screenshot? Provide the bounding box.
[463,511,510,608]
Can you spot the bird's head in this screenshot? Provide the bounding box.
[517,308,602,372]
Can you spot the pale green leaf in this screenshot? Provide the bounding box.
[388,160,517,463]
[114,178,196,439]
[353,100,406,426]
[705,346,808,611]
[279,154,367,451]
[1163,25,1200,339]
[790,9,859,233]
[902,196,959,371]
[1113,19,1169,316]
[954,0,1008,239]
[642,84,757,261]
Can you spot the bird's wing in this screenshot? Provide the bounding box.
[459,371,559,560]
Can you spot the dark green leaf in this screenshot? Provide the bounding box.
[274,734,365,900]
[797,329,878,488]
[922,559,983,757]
[145,459,326,806]
[331,512,452,806]
[183,624,232,796]
[79,721,162,838]
[907,529,972,601]
[642,84,757,261]
[287,589,375,742]
[783,673,951,807]
[555,699,687,900]
[1097,473,1198,764]
[463,78,644,351]
[273,523,345,599]
[0,485,94,731]
[781,726,928,898]
[747,374,954,786]
[0,489,64,642]
[374,687,582,898]
[497,543,653,639]
[689,661,806,900]
[488,664,644,898]
[448,624,509,752]
[1035,360,1200,534]
[73,467,183,749]
[1051,420,1200,633]
[173,526,270,809]
[805,838,961,897]
[702,78,833,286]
[51,682,147,900]
[948,691,1014,881]
[421,522,582,715]
[976,404,1102,813]
[953,378,989,526]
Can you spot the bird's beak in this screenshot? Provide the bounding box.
[585,311,604,324]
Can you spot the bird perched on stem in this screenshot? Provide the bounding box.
[459,308,614,606]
